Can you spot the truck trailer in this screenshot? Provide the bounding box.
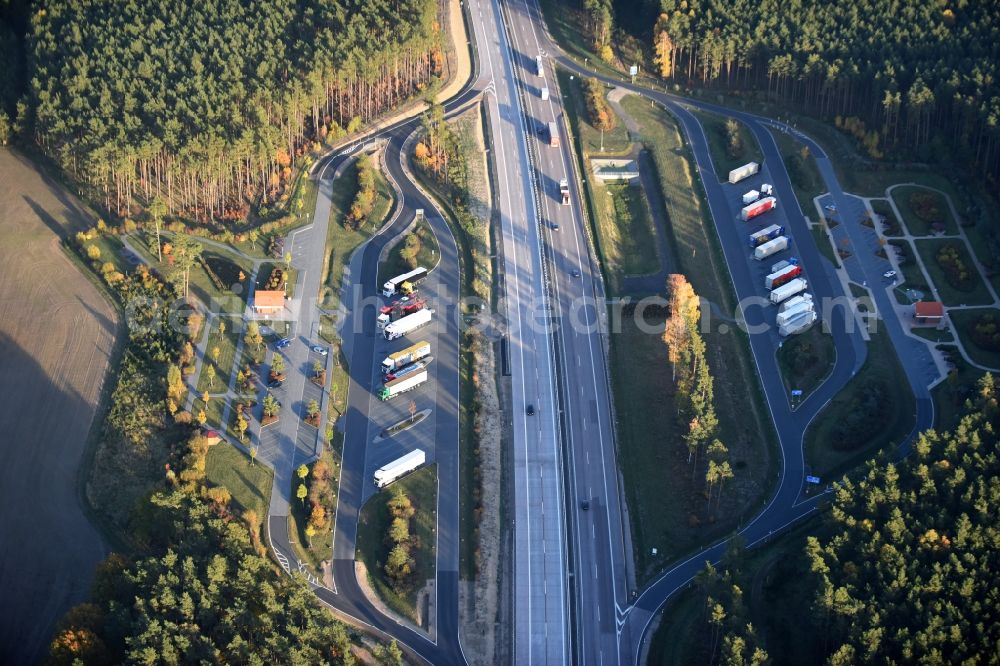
[541,87,549,100]
[548,122,559,147]
[383,308,433,341]
[742,190,760,205]
[373,449,426,488]
[741,196,778,222]
[379,367,428,400]
[754,235,788,260]
[765,264,803,290]
[776,301,815,327]
[382,267,428,298]
[728,162,759,184]
[382,340,431,374]
[749,224,784,247]
[383,359,431,383]
[770,257,799,274]
[779,310,817,337]
[376,297,426,331]
[779,293,813,314]
[560,179,570,205]
[769,278,807,304]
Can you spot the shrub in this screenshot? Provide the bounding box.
[969,313,1000,351]
[830,379,885,451]
[935,243,973,290]
[583,78,616,132]
[909,191,944,224]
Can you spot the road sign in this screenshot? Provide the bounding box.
[806,475,821,484]
[629,65,638,77]
[791,389,803,396]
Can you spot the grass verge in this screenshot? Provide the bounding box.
[205,441,273,518]
[947,307,1000,370]
[196,317,241,395]
[691,110,763,183]
[888,239,929,292]
[890,185,957,236]
[910,326,953,343]
[932,354,986,432]
[557,69,632,157]
[611,94,777,581]
[870,199,902,236]
[356,465,437,623]
[288,436,342,572]
[804,328,915,480]
[810,224,839,268]
[914,238,993,306]
[770,127,824,217]
[379,217,440,284]
[776,326,836,400]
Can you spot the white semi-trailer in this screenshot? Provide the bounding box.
[379,367,428,400]
[778,293,814,315]
[373,449,426,488]
[777,301,816,327]
[754,236,788,260]
[383,308,433,341]
[381,267,428,298]
[382,341,431,374]
[742,190,760,205]
[728,162,759,184]
[779,310,817,337]
[769,278,808,304]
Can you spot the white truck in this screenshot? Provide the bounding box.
[379,367,428,400]
[535,55,544,77]
[383,308,433,341]
[373,449,426,488]
[728,161,759,184]
[742,190,760,205]
[779,310,817,337]
[779,293,813,314]
[381,267,428,298]
[761,183,774,196]
[560,179,570,205]
[541,87,549,101]
[754,236,788,260]
[777,300,815,327]
[382,341,431,374]
[769,278,807,304]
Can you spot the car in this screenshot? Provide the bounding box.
[581,500,590,511]
[883,270,897,280]
[571,269,581,278]
[311,345,328,356]
[267,378,283,389]
[824,204,837,212]
[275,337,291,349]
[526,404,535,416]
[550,222,560,231]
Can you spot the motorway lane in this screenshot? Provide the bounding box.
[499,0,631,663]
[512,1,935,662]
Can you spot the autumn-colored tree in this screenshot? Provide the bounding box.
[236,414,248,442]
[653,14,674,78]
[244,320,263,351]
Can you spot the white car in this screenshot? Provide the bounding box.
[883,270,897,280]
[311,345,328,356]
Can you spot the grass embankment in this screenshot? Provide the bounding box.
[692,110,763,183]
[947,308,1000,370]
[890,185,957,236]
[776,326,836,400]
[770,127,824,217]
[379,217,440,283]
[204,442,272,517]
[887,239,929,293]
[288,438,343,572]
[914,238,993,306]
[319,158,394,310]
[804,329,915,479]
[356,465,437,623]
[933,356,986,432]
[196,317,241,395]
[612,94,776,581]
[648,520,833,666]
[910,326,953,343]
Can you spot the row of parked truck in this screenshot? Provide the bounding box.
[734,163,817,336]
[372,266,436,487]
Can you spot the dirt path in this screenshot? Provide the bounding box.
[0,149,117,663]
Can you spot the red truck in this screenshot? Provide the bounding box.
[765,264,802,290]
[741,196,777,222]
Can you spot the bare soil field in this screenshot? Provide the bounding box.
[0,149,116,663]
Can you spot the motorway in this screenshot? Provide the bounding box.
[504,0,938,662]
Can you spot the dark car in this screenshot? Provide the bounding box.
[581,500,590,511]
[526,404,535,416]
[267,378,283,389]
[550,221,560,231]
[571,269,581,278]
